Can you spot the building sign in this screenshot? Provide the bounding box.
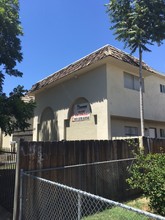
[72,114,90,122]
[72,103,90,122]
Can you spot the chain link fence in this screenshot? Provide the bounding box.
[20,160,165,220]
[22,158,138,201]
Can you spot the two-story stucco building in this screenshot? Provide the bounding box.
[29,45,165,141]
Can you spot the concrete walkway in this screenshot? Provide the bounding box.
[0,206,12,220]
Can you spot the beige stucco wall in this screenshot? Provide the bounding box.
[111,117,165,139]
[107,62,165,122]
[111,117,140,137]
[33,65,109,141]
[0,133,13,150]
[107,63,141,119]
[106,61,165,138]
[144,75,165,121]
[66,115,97,140]
[32,57,165,141]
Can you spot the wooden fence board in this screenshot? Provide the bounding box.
[19,137,165,171]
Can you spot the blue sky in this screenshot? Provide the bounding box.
[4,0,165,95]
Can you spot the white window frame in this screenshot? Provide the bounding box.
[124,72,144,92]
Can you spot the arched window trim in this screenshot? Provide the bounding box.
[68,97,92,119]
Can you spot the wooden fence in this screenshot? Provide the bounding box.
[19,137,164,171]
[19,139,137,171]
[13,137,165,219]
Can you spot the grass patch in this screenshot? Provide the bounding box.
[82,207,148,220]
[126,197,150,212]
[82,197,150,220]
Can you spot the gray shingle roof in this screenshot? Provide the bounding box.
[29,44,158,94]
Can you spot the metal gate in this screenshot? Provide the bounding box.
[0,149,16,213]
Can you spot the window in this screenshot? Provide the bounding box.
[125,126,138,136]
[149,128,157,138]
[160,129,165,137]
[160,84,165,93]
[124,72,144,91]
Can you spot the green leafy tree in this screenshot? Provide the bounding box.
[0,0,35,135]
[106,0,165,142]
[127,153,165,216]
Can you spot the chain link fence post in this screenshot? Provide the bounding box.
[77,192,82,220]
[19,169,23,220]
[13,139,21,220]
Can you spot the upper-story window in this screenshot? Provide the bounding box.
[124,72,144,91]
[160,84,165,93]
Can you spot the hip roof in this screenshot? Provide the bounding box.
[29,44,159,94]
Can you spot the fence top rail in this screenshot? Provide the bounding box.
[0,150,16,154]
[22,171,165,220]
[25,157,136,174]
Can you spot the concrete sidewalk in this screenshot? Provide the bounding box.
[0,206,12,220]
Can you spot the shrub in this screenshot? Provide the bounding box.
[127,153,165,216]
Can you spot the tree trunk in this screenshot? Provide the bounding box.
[139,45,144,147]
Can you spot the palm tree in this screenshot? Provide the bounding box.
[106,0,165,145]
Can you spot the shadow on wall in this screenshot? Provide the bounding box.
[38,107,59,141]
